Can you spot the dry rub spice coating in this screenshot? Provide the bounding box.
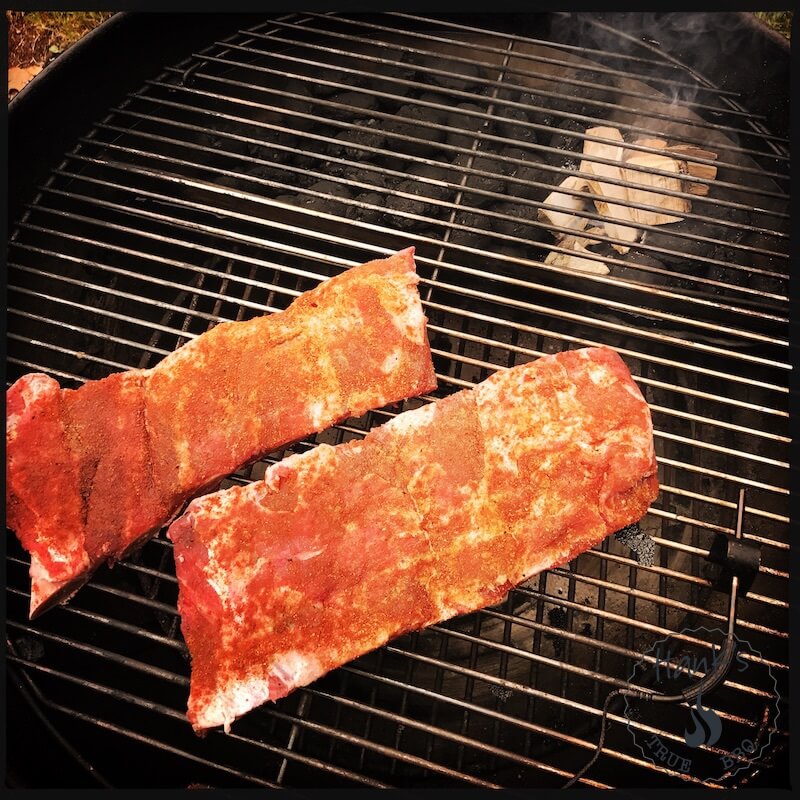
[6,248,436,617]
[169,345,659,732]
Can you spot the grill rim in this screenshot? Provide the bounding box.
[7,10,790,789]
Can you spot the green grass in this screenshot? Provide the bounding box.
[7,11,114,68]
[20,11,114,50]
[754,11,792,39]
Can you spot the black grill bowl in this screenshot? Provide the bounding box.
[6,12,789,789]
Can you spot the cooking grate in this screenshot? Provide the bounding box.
[6,12,789,788]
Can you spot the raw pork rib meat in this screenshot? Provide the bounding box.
[6,248,436,617]
[168,346,659,732]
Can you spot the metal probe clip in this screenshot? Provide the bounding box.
[564,487,761,788]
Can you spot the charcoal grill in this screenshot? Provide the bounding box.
[5,12,789,789]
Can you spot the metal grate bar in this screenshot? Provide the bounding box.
[506,587,786,672]
[39,152,791,303]
[654,457,786,496]
[657,483,788,524]
[534,548,788,607]
[9,225,792,516]
[7,549,787,677]
[78,129,791,286]
[382,12,754,92]
[111,91,792,230]
[655,429,786,468]
[546,568,785,638]
[329,11,747,100]
[7,657,386,787]
[7,620,186,684]
[84,112,787,274]
[420,323,787,442]
[422,277,787,371]
[12,326,788,519]
[69,142,780,312]
[381,644,774,781]
[250,12,790,157]
[583,13,789,159]
[33,164,792,364]
[15,192,791,396]
[338,661,701,787]
[292,11,741,94]
[6,585,182,645]
[307,687,608,787]
[241,16,762,123]
[9,308,171,360]
[8,663,281,788]
[9,276,785,444]
[11,240,282,317]
[12,237,287,315]
[151,68,789,190]
[425,622,780,693]
[10,325,791,540]
[649,535,787,579]
[420,301,788,417]
[474,605,782,699]
[2,599,742,786]
[8,537,788,686]
[7,14,788,787]
[7,267,789,497]
[258,706,500,788]
[202,32,783,155]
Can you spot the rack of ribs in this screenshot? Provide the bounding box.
[6,248,436,617]
[168,345,659,732]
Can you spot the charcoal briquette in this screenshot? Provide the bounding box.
[445,103,491,149]
[612,251,670,286]
[364,61,416,97]
[385,178,448,229]
[385,104,447,155]
[552,83,612,122]
[448,210,494,250]
[328,91,380,120]
[489,201,544,242]
[500,147,551,201]
[499,90,554,129]
[293,180,354,212]
[345,192,385,224]
[454,210,493,232]
[308,68,366,97]
[340,166,389,189]
[452,152,507,200]
[407,163,454,198]
[545,117,585,166]
[307,180,353,199]
[427,59,484,93]
[495,104,538,144]
[614,523,656,567]
[326,121,387,161]
[417,91,451,109]
[638,205,748,267]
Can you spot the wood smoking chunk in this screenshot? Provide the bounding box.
[544,235,610,274]
[538,175,592,234]
[623,152,690,225]
[665,144,718,196]
[580,126,639,253]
